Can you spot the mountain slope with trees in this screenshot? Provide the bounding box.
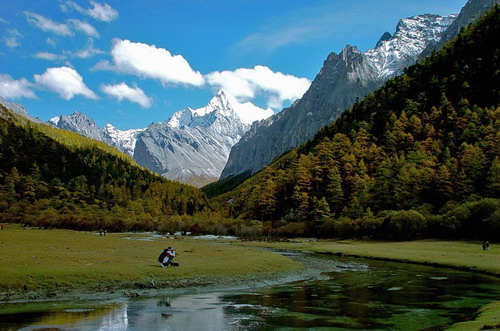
[0,106,210,231]
[212,6,500,240]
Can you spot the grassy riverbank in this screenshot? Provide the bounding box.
[2,226,499,329]
[235,239,500,330]
[236,239,500,275]
[0,225,301,301]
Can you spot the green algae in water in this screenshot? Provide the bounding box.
[222,256,500,330]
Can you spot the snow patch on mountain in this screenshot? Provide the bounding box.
[48,116,60,126]
[103,124,145,157]
[48,111,144,157]
[134,89,274,186]
[221,13,458,179]
[365,14,457,78]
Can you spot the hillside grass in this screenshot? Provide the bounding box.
[0,105,134,165]
[0,225,301,297]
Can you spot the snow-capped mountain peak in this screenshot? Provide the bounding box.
[221,12,460,179]
[48,116,60,126]
[44,89,272,186]
[48,112,144,157]
[133,90,274,186]
[201,89,234,116]
[365,14,457,78]
[167,89,273,128]
[206,89,275,125]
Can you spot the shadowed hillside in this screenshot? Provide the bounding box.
[0,106,210,231]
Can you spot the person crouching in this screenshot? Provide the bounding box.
[158,247,179,267]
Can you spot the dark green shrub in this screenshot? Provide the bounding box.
[388,210,427,240]
[427,214,461,238]
[357,216,384,238]
[333,217,359,239]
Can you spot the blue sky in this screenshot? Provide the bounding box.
[1,0,466,130]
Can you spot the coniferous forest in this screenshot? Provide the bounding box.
[1,7,499,240]
[0,106,210,231]
[210,6,500,240]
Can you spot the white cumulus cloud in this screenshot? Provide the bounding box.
[34,66,98,100]
[101,82,153,108]
[0,74,36,99]
[205,65,311,109]
[24,11,73,36]
[95,39,204,87]
[68,19,99,38]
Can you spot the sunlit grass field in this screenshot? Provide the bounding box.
[0,224,301,295]
[237,239,500,276]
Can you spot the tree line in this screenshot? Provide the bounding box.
[1,7,499,240]
[0,107,210,231]
[211,6,500,240]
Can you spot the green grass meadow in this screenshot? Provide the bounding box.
[238,239,500,275]
[0,224,301,295]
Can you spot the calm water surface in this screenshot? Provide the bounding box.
[2,252,499,330]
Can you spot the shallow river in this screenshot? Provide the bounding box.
[2,252,499,330]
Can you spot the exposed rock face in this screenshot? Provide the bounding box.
[103,124,144,157]
[376,32,392,48]
[50,111,104,141]
[48,112,144,157]
[48,112,143,157]
[133,89,274,187]
[221,14,456,179]
[0,97,42,123]
[46,90,272,186]
[420,0,500,58]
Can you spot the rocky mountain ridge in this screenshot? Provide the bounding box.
[0,97,42,123]
[420,0,500,58]
[48,112,144,157]
[220,12,457,179]
[133,89,273,187]
[47,89,273,186]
